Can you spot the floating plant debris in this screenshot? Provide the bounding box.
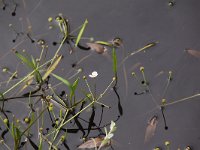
[144,116,158,143]
[78,137,107,149]
[86,42,107,54]
[89,71,98,78]
[185,49,200,58]
[1,1,200,149]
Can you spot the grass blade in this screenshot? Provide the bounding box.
[15,51,35,69]
[15,51,42,83]
[51,73,72,90]
[75,19,88,47]
[71,77,80,97]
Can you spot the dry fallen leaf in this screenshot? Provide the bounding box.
[86,43,107,54]
[185,49,200,58]
[144,116,158,143]
[78,137,112,149]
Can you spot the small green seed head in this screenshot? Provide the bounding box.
[3,118,8,124]
[83,76,86,80]
[0,139,4,144]
[87,93,92,98]
[48,17,53,22]
[165,141,170,146]
[49,103,53,107]
[55,120,59,125]
[140,66,144,72]
[46,96,52,100]
[48,25,53,30]
[37,39,45,46]
[185,146,192,150]
[131,72,135,76]
[153,147,161,150]
[78,68,83,73]
[48,104,53,111]
[162,99,166,105]
[39,127,43,132]
[24,117,30,124]
[90,37,94,42]
[168,1,175,6]
[2,67,8,73]
[55,16,62,22]
[61,135,65,142]
[49,106,53,111]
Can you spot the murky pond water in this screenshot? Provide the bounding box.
[0,0,200,149]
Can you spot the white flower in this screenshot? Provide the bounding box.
[89,71,98,78]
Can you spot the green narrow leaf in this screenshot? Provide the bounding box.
[35,69,43,84]
[15,127,21,141]
[15,51,35,69]
[11,122,15,138]
[15,51,42,83]
[75,19,88,47]
[31,55,37,68]
[38,137,43,150]
[72,77,79,94]
[95,41,112,47]
[42,55,62,80]
[51,73,73,92]
[69,77,80,102]
[112,48,117,75]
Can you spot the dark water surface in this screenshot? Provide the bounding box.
[1,0,200,149]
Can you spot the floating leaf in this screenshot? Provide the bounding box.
[78,137,105,149]
[75,19,88,47]
[86,43,107,54]
[144,116,158,143]
[185,49,200,58]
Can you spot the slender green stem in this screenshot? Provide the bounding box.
[47,78,115,136]
[21,107,47,136]
[165,93,200,107]
[3,58,52,96]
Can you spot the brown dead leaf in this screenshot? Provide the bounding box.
[185,49,200,58]
[144,116,158,143]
